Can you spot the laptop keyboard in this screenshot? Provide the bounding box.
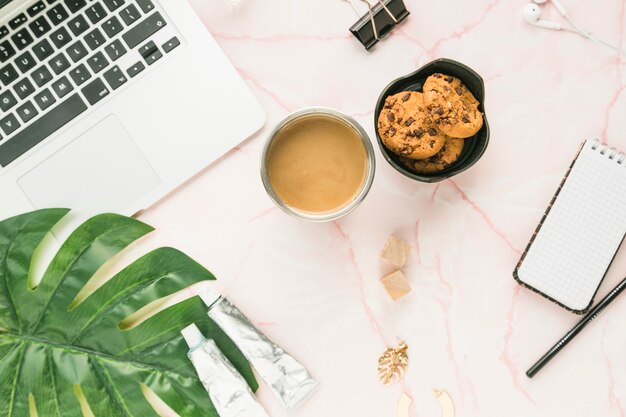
[0,0,180,168]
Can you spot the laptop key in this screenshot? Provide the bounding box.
[64,0,87,13]
[145,49,162,65]
[0,64,18,86]
[85,28,105,50]
[0,114,20,136]
[85,2,107,24]
[27,1,47,17]
[126,61,144,77]
[139,41,161,65]
[82,77,109,104]
[102,16,123,38]
[138,40,156,56]
[51,27,71,48]
[32,65,53,87]
[68,15,89,36]
[103,0,124,12]
[104,39,126,61]
[67,40,88,62]
[0,41,15,62]
[29,15,52,38]
[69,63,91,85]
[51,75,72,97]
[0,26,8,40]
[9,13,28,30]
[16,51,37,73]
[136,0,154,13]
[120,4,140,25]
[14,78,35,99]
[49,52,70,74]
[122,11,166,49]
[12,29,34,50]
[0,94,88,167]
[87,51,108,73]
[162,37,180,53]
[17,101,38,123]
[0,90,17,111]
[34,88,56,110]
[33,39,54,60]
[47,4,69,25]
[103,65,126,90]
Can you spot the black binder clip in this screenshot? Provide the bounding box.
[344,0,410,50]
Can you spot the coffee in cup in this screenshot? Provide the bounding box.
[261,108,375,221]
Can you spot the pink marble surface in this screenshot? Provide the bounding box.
[140,0,626,415]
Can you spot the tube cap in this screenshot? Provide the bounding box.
[181,324,205,349]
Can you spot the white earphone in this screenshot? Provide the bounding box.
[523,0,626,56]
[523,3,561,30]
[531,0,568,16]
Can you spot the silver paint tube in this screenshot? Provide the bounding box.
[199,288,319,412]
[181,324,270,417]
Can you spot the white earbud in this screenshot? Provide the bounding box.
[523,3,562,30]
[524,1,626,56]
[538,0,568,16]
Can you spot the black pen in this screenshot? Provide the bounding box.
[526,276,626,378]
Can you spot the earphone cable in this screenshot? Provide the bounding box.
[563,13,626,56]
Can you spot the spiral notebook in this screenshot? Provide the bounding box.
[514,139,626,314]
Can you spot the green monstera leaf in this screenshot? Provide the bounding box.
[0,209,257,417]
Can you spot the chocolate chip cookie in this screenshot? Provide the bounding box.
[377,91,447,160]
[399,137,465,174]
[423,73,483,139]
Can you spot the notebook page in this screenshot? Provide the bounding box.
[517,140,626,311]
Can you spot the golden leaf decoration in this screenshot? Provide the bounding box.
[378,341,409,386]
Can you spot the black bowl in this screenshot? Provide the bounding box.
[374,58,490,183]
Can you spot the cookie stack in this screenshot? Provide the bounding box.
[377,73,483,174]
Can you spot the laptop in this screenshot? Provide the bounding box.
[0,0,265,220]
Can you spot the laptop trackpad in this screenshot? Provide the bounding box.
[18,115,161,213]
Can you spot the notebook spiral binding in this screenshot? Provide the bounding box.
[591,139,626,164]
